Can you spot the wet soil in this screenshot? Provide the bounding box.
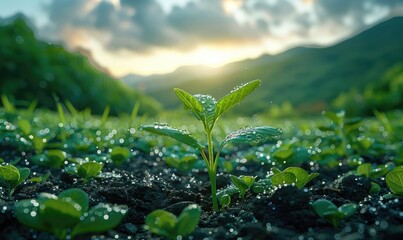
[1,150,403,240]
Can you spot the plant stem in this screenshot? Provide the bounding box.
[206,131,219,211]
[208,169,219,211]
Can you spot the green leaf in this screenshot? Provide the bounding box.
[40,198,81,229]
[17,167,30,186]
[215,80,260,120]
[252,178,272,193]
[230,175,248,198]
[15,199,48,231]
[386,170,403,195]
[140,124,204,149]
[174,88,203,116]
[58,188,89,214]
[357,163,371,178]
[271,172,296,187]
[311,199,338,219]
[176,204,201,237]
[110,146,131,166]
[221,126,282,148]
[145,209,177,239]
[194,94,217,129]
[219,194,231,208]
[273,149,294,160]
[339,203,357,218]
[46,150,67,168]
[77,162,103,180]
[283,167,309,189]
[0,165,20,189]
[71,203,128,238]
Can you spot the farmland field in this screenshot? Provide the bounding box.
[1,104,402,239]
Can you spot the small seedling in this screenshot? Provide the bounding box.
[15,188,128,239]
[110,146,130,166]
[271,167,318,189]
[145,204,201,239]
[229,175,255,199]
[77,161,103,182]
[385,166,403,197]
[140,80,282,211]
[31,150,67,169]
[311,199,357,227]
[356,162,392,179]
[165,153,198,173]
[0,164,30,197]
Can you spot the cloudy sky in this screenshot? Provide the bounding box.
[1,0,403,77]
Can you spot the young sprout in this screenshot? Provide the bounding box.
[140,80,282,211]
[311,199,357,227]
[145,204,201,239]
[0,164,30,197]
[15,188,128,239]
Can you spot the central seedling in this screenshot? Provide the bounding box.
[140,80,282,211]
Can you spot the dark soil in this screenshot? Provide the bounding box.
[1,150,403,240]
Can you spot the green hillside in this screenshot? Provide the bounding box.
[0,16,161,115]
[128,17,403,115]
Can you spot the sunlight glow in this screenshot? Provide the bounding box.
[222,0,243,14]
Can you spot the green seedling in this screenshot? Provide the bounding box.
[385,166,403,197]
[140,80,282,211]
[219,194,231,210]
[0,164,30,197]
[311,199,358,227]
[356,162,392,179]
[31,150,67,169]
[29,171,51,183]
[165,153,198,173]
[229,175,255,199]
[271,167,319,189]
[77,162,103,182]
[15,188,128,240]
[110,146,130,166]
[145,204,201,239]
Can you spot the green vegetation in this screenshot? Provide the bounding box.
[0,16,160,115]
[145,204,201,239]
[0,164,30,197]
[15,188,128,239]
[140,80,282,211]
[385,166,403,197]
[311,199,358,227]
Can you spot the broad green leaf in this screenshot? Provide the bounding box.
[273,149,294,160]
[0,165,20,189]
[339,203,357,218]
[194,94,217,129]
[240,176,256,188]
[17,167,30,186]
[140,124,204,149]
[145,209,177,239]
[217,186,239,199]
[357,163,371,178]
[386,170,403,195]
[215,80,260,120]
[221,126,282,148]
[174,88,203,115]
[71,203,128,238]
[58,188,89,214]
[176,204,201,237]
[46,150,66,168]
[110,146,130,165]
[219,194,231,208]
[40,198,81,229]
[271,172,296,187]
[284,167,309,189]
[15,199,48,231]
[77,162,103,180]
[230,175,248,198]
[311,199,338,219]
[306,173,319,185]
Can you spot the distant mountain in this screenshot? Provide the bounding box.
[125,17,403,115]
[0,16,161,115]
